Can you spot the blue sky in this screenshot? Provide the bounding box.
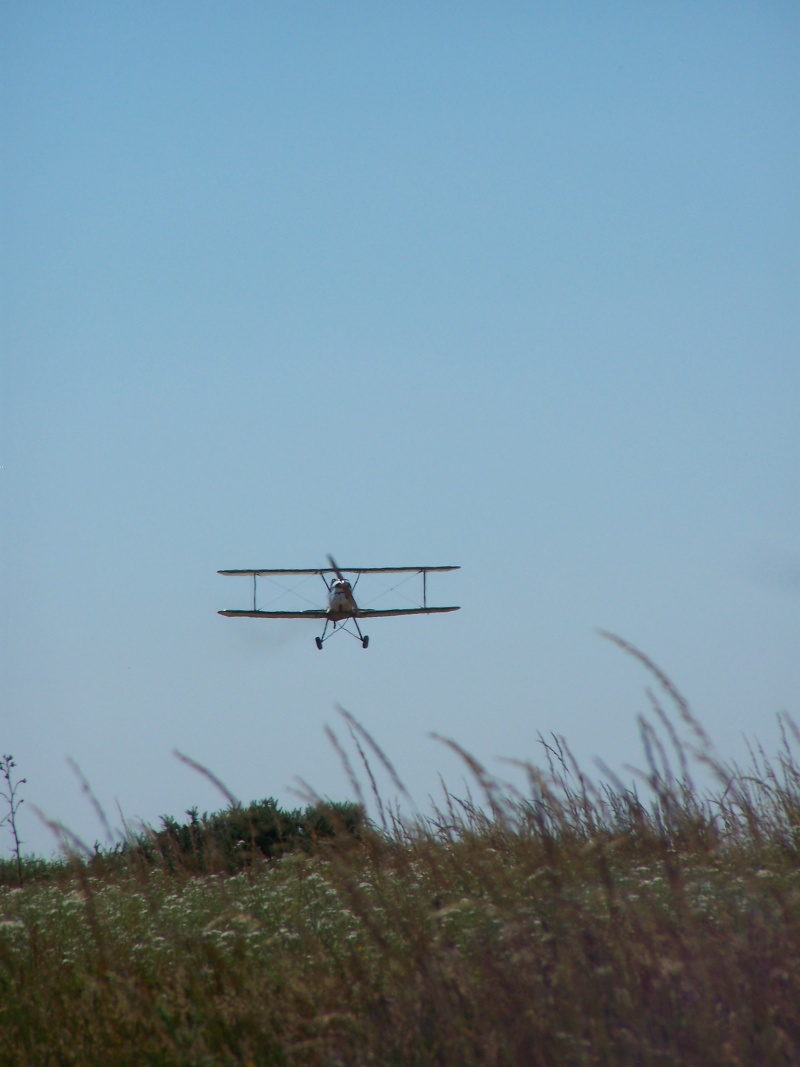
[3,2,798,856]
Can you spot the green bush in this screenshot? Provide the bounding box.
[131,797,366,873]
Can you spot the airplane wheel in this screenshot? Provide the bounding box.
[362,636,369,649]
[315,637,323,650]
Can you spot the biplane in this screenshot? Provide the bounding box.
[218,556,459,648]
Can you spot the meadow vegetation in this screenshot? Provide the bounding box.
[2,640,800,1065]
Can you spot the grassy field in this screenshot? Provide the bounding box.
[2,650,800,1065]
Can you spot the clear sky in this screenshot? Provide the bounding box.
[3,2,798,857]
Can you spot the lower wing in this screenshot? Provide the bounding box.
[354,607,460,617]
[218,607,460,619]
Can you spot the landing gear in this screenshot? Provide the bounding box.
[315,618,370,648]
[351,618,369,649]
[316,618,332,649]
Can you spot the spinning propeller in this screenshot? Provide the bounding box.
[327,555,346,583]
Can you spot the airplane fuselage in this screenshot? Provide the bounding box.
[327,578,358,619]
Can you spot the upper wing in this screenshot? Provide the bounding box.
[218,569,327,577]
[338,566,460,574]
[218,609,329,619]
[218,566,460,576]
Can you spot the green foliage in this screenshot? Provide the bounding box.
[38,797,367,882]
[143,797,366,872]
[2,770,800,1065]
[0,798,367,888]
[3,652,800,1064]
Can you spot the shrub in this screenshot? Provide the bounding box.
[126,797,366,873]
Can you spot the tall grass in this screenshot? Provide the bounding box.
[2,649,799,1065]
